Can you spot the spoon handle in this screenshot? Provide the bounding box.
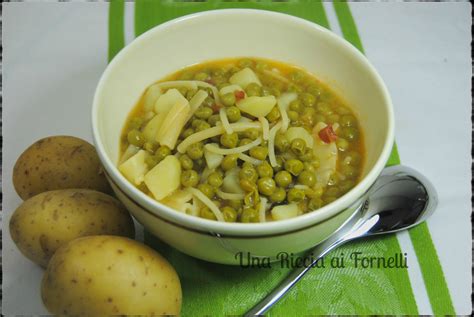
[244,204,379,316]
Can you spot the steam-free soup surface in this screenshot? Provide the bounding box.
[119,58,364,223]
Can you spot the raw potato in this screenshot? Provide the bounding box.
[13,136,111,200]
[9,189,134,267]
[41,236,182,316]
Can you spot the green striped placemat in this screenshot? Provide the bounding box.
[108,1,454,315]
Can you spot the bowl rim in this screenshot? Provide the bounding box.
[92,8,394,236]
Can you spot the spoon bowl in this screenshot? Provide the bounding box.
[246,165,437,316]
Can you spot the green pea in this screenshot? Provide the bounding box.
[256,61,268,71]
[195,106,213,120]
[194,72,209,81]
[303,162,315,173]
[181,128,194,139]
[208,114,220,126]
[308,197,323,210]
[244,190,260,207]
[287,84,303,94]
[273,157,284,173]
[299,148,315,162]
[287,110,299,122]
[239,165,258,183]
[343,151,362,166]
[275,170,292,188]
[220,132,239,148]
[300,113,315,127]
[195,120,211,132]
[312,186,324,197]
[178,87,188,97]
[249,146,268,160]
[186,89,197,100]
[266,106,281,123]
[287,188,305,203]
[129,117,144,130]
[179,71,194,80]
[181,170,199,187]
[275,133,289,152]
[298,171,316,187]
[341,114,357,127]
[221,154,239,171]
[245,128,260,140]
[289,100,302,113]
[336,138,349,152]
[179,154,194,170]
[341,165,358,179]
[226,106,241,122]
[143,142,157,153]
[191,119,206,129]
[270,187,286,203]
[222,206,237,222]
[257,177,276,196]
[290,138,306,156]
[145,155,159,169]
[193,158,206,171]
[284,159,304,176]
[241,207,258,223]
[238,58,253,68]
[242,162,254,169]
[301,93,316,107]
[240,179,257,192]
[221,92,236,107]
[311,158,320,169]
[257,161,273,178]
[306,85,322,97]
[245,83,262,97]
[327,113,340,124]
[208,172,223,187]
[203,96,215,108]
[316,102,332,115]
[228,199,242,211]
[239,138,253,146]
[314,114,326,124]
[198,183,215,199]
[200,207,217,220]
[187,143,204,160]
[155,146,171,161]
[289,70,304,82]
[343,127,358,141]
[127,129,145,147]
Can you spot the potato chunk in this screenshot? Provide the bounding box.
[271,203,299,221]
[144,155,181,200]
[229,67,261,88]
[236,96,277,117]
[119,150,150,185]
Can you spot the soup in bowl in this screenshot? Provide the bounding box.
[92,9,394,264]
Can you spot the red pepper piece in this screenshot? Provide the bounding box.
[318,125,337,143]
[234,90,245,101]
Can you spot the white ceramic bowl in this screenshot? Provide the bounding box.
[92,9,394,265]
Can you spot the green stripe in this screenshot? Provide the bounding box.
[409,223,456,315]
[108,0,125,62]
[333,1,455,315]
[135,0,329,37]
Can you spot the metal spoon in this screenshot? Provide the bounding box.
[245,165,437,316]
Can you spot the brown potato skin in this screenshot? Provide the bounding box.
[9,189,135,267]
[13,136,111,200]
[42,236,182,316]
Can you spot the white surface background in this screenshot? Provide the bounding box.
[1,2,471,315]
